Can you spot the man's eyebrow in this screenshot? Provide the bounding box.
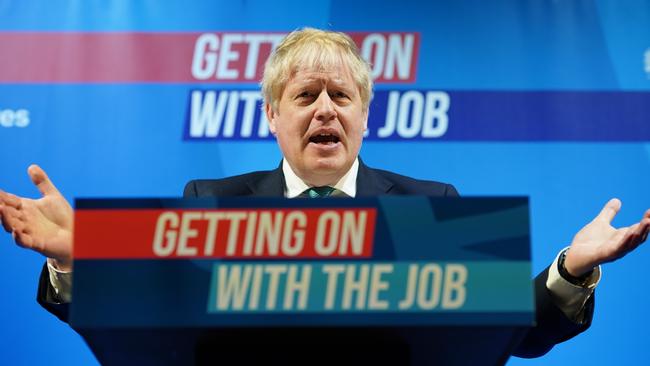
[289,74,352,90]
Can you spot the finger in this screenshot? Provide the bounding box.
[0,205,23,233]
[596,198,622,224]
[1,204,23,220]
[610,227,629,250]
[13,230,33,249]
[0,190,22,209]
[6,217,24,236]
[0,206,12,233]
[635,216,650,244]
[621,224,639,250]
[1,206,19,233]
[28,164,60,197]
[625,215,650,241]
[620,220,650,252]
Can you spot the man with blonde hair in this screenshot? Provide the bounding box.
[1,28,649,362]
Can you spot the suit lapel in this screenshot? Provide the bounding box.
[245,164,286,197]
[356,159,394,196]
[244,159,392,197]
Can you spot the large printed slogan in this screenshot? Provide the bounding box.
[70,197,533,328]
[4,32,647,141]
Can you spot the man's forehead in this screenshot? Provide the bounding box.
[288,66,353,86]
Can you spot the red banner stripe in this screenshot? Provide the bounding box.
[0,33,197,82]
[0,32,418,83]
[74,208,376,259]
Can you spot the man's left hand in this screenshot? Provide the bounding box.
[564,198,650,278]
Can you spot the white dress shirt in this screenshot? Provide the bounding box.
[283,158,358,198]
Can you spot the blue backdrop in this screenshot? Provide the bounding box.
[1,1,649,364]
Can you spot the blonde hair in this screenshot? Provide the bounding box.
[261,28,373,111]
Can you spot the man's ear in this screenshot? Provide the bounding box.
[363,108,369,131]
[265,103,277,135]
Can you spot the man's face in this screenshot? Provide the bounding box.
[266,63,368,186]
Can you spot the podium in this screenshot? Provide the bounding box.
[70,196,533,365]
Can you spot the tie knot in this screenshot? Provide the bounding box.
[304,186,335,198]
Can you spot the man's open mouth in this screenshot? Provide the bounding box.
[309,133,340,145]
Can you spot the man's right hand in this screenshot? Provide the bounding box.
[0,165,73,271]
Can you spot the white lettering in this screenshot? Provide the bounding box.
[217,264,253,310]
[202,211,225,255]
[281,211,307,256]
[314,211,341,256]
[283,265,312,310]
[264,265,287,310]
[398,263,468,310]
[379,91,450,138]
[397,90,424,138]
[255,211,283,255]
[190,90,227,137]
[323,264,345,310]
[223,90,239,137]
[417,264,443,309]
[442,264,467,309]
[177,211,202,256]
[217,33,243,79]
[378,91,400,138]
[152,212,179,256]
[422,92,449,137]
[361,33,386,79]
[385,34,414,80]
[243,34,266,79]
[189,90,268,138]
[191,34,218,80]
[368,264,392,310]
[339,211,367,255]
[342,264,370,310]
[0,109,30,128]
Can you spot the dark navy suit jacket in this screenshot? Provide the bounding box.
[37,161,593,363]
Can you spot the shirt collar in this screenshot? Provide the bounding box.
[282,158,359,198]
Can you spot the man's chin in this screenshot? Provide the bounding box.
[302,158,351,185]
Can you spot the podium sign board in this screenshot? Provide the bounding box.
[70,196,533,329]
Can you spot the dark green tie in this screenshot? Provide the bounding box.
[303,186,336,198]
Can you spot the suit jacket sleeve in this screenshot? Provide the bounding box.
[36,180,203,322]
[444,181,594,357]
[513,267,594,357]
[36,263,70,322]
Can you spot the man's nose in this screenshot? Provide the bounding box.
[314,92,337,121]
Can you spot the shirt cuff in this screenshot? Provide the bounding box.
[546,247,601,323]
[46,258,73,303]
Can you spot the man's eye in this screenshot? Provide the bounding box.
[297,91,313,98]
[331,91,348,99]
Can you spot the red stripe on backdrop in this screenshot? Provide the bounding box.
[0,32,418,83]
[74,208,376,259]
[0,33,199,82]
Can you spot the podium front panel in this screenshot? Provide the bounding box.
[70,196,533,328]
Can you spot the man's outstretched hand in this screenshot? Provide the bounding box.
[565,198,650,278]
[0,165,73,271]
